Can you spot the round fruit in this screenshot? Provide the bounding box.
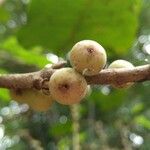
[49,68,87,105]
[108,59,134,88]
[10,89,53,112]
[69,40,107,76]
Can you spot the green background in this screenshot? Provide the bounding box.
[0,0,149,149]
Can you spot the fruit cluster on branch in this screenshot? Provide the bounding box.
[0,40,150,111]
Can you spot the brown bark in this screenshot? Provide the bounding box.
[0,63,149,90]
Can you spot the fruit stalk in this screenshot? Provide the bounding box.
[70,104,81,150]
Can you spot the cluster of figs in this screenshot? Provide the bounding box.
[10,40,134,111]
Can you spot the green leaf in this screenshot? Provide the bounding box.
[134,115,150,129]
[0,7,10,23]
[90,87,127,112]
[0,68,8,74]
[0,88,10,102]
[0,36,50,68]
[131,103,144,114]
[17,0,142,56]
[49,121,71,136]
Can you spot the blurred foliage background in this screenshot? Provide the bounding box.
[0,0,150,149]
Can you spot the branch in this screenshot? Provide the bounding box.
[0,61,66,90]
[0,63,149,90]
[85,64,150,85]
[71,104,81,150]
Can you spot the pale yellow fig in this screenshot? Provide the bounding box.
[108,59,134,88]
[10,89,53,112]
[49,68,87,105]
[69,40,107,76]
